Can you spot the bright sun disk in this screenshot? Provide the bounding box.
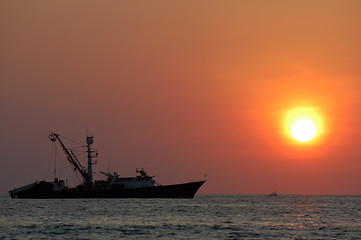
[291,119,317,142]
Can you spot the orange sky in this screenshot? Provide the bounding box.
[1,1,361,195]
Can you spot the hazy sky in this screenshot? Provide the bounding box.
[1,1,361,195]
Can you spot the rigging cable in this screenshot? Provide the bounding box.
[50,133,88,185]
[47,142,54,175]
[58,134,83,146]
[54,143,57,179]
[57,147,83,186]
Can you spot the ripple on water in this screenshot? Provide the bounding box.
[1,195,361,239]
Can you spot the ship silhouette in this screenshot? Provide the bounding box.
[9,133,206,199]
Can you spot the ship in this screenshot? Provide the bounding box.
[268,191,277,197]
[9,133,206,199]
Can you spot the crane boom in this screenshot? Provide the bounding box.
[49,133,92,184]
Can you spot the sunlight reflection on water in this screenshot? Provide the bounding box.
[1,195,360,239]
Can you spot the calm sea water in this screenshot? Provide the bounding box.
[1,195,360,239]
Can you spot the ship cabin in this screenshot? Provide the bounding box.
[100,169,157,189]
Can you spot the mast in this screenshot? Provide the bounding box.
[49,133,92,184]
[86,135,97,184]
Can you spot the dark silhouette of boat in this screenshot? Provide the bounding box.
[9,133,206,199]
[269,191,277,196]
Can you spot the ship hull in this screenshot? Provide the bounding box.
[9,181,205,199]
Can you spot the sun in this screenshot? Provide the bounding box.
[283,107,324,144]
[291,119,317,142]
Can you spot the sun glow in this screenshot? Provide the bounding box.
[291,119,317,142]
[284,107,324,143]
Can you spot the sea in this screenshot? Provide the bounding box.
[1,195,360,239]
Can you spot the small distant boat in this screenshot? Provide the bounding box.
[9,132,206,199]
[269,191,277,196]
